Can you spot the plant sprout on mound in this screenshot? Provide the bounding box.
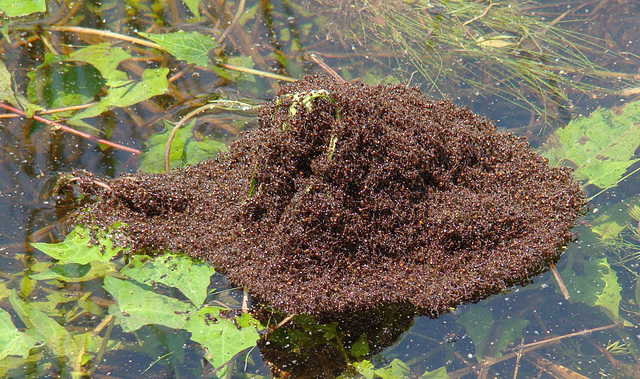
[72,75,586,315]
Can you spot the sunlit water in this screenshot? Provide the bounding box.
[1,0,640,377]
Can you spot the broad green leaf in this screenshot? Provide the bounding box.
[214,56,256,83]
[67,43,131,87]
[73,67,169,120]
[0,60,18,106]
[375,359,411,379]
[103,276,196,332]
[139,119,228,173]
[26,53,104,110]
[564,257,623,321]
[182,0,201,18]
[591,220,625,241]
[458,307,528,360]
[350,333,369,358]
[122,253,216,307]
[352,360,375,379]
[0,0,45,17]
[540,100,640,189]
[31,226,122,265]
[422,366,448,378]
[139,31,216,67]
[30,261,116,282]
[185,306,260,375]
[0,308,34,360]
[9,291,78,361]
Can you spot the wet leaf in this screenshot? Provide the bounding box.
[564,257,623,321]
[0,308,34,360]
[103,276,196,332]
[139,119,228,173]
[458,307,528,360]
[214,56,256,83]
[67,43,131,87]
[9,291,78,361]
[122,253,216,307]
[540,100,640,189]
[185,306,260,375]
[0,0,45,17]
[30,261,116,282]
[352,360,375,379]
[31,226,122,265]
[375,358,410,379]
[139,31,216,67]
[182,0,201,18]
[0,60,18,106]
[73,67,169,120]
[422,366,448,378]
[350,333,369,358]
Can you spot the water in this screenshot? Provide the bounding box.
[1,0,640,377]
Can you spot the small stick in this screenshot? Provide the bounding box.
[217,0,245,45]
[0,103,141,155]
[550,263,570,300]
[46,25,162,50]
[462,2,497,26]
[217,63,296,82]
[304,52,346,83]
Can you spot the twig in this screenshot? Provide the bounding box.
[217,0,245,44]
[45,25,162,50]
[242,287,249,313]
[0,103,141,155]
[550,263,570,300]
[462,2,497,26]
[217,63,296,82]
[449,323,622,378]
[304,52,346,83]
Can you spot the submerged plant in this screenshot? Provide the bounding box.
[297,0,638,119]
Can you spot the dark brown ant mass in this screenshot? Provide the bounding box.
[74,75,586,316]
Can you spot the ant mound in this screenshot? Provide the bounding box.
[75,75,586,316]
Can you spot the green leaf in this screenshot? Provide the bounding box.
[139,31,216,67]
[421,366,448,378]
[26,53,105,110]
[103,276,196,332]
[0,0,45,17]
[182,0,201,18]
[31,226,122,265]
[122,253,215,307]
[214,56,256,83]
[139,119,228,173]
[30,261,116,282]
[458,307,528,360]
[0,60,18,106]
[9,291,78,361]
[0,308,34,360]
[185,306,260,375]
[375,358,411,379]
[350,333,369,358]
[540,101,640,189]
[564,257,623,321]
[352,360,375,379]
[67,43,131,87]
[72,67,169,120]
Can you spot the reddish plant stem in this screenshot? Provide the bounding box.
[0,103,141,155]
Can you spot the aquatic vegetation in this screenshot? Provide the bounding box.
[298,0,640,119]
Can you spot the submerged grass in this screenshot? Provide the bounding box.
[308,0,638,120]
